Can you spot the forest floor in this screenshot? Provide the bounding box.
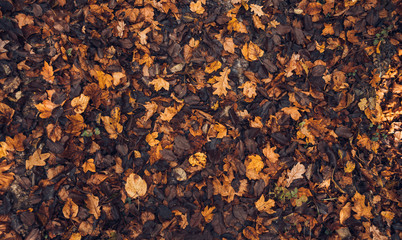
[0,0,401,239]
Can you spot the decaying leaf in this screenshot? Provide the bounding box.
[63,198,79,219]
[263,143,280,163]
[125,173,147,199]
[201,206,215,223]
[0,160,14,191]
[241,42,264,61]
[245,154,264,180]
[85,193,101,219]
[352,192,373,220]
[146,132,160,147]
[189,152,207,168]
[41,61,55,84]
[82,159,96,173]
[150,77,169,91]
[71,94,90,114]
[340,202,351,224]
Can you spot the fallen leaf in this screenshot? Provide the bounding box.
[212,67,231,96]
[205,61,222,74]
[41,61,55,84]
[150,77,169,91]
[125,173,147,199]
[146,132,160,147]
[85,193,101,219]
[63,198,79,219]
[96,70,113,89]
[160,103,183,122]
[0,160,14,191]
[286,162,306,187]
[241,42,264,61]
[201,206,215,223]
[223,38,236,54]
[255,195,275,214]
[190,0,205,14]
[26,149,51,170]
[189,152,207,168]
[35,100,58,119]
[15,13,34,28]
[82,159,96,173]
[340,202,351,224]
[245,154,264,180]
[240,81,257,99]
[344,161,355,173]
[263,143,280,163]
[71,94,90,114]
[69,233,82,240]
[282,107,301,121]
[352,192,373,220]
[250,4,265,16]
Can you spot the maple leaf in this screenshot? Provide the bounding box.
[125,173,147,199]
[85,193,101,219]
[255,195,275,214]
[190,0,205,14]
[71,94,90,114]
[35,100,58,119]
[189,152,207,168]
[286,162,306,187]
[82,159,96,173]
[0,160,14,191]
[282,107,301,121]
[15,13,34,28]
[245,154,264,180]
[0,103,15,125]
[340,202,351,224]
[150,77,169,91]
[26,149,51,170]
[205,61,222,74]
[250,4,265,16]
[5,133,26,152]
[262,143,280,163]
[146,132,160,147]
[241,42,264,61]
[63,198,79,219]
[352,192,373,220]
[212,67,231,96]
[201,206,215,223]
[41,61,55,84]
[358,98,368,111]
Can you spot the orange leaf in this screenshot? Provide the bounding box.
[82,159,96,173]
[352,192,373,220]
[223,38,236,54]
[282,107,301,121]
[255,195,275,214]
[205,61,222,74]
[190,0,205,14]
[85,193,101,219]
[286,162,306,187]
[0,160,14,191]
[160,103,183,122]
[245,154,264,180]
[262,143,280,163]
[240,81,257,99]
[0,142,7,159]
[46,123,62,142]
[146,132,160,147]
[227,18,248,33]
[125,173,147,199]
[252,15,265,30]
[322,23,335,35]
[41,61,55,84]
[15,13,34,28]
[26,149,51,170]
[250,4,265,16]
[63,198,79,219]
[71,94,90,114]
[96,70,113,89]
[212,67,231,96]
[35,100,58,119]
[189,152,207,168]
[241,42,264,61]
[340,202,351,224]
[69,233,82,240]
[5,133,26,152]
[150,77,169,91]
[201,206,215,223]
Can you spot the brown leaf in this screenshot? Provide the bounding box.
[255,195,275,214]
[241,42,264,61]
[41,61,55,84]
[125,173,147,199]
[46,123,62,142]
[340,202,351,224]
[0,102,15,125]
[63,198,79,219]
[190,0,205,14]
[282,107,301,121]
[262,143,280,163]
[150,77,169,91]
[250,4,265,16]
[71,94,90,114]
[352,192,373,220]
[286,162,306,187]
[26,149,50,170]
[245,155,264,180]
[211,67,231,96]
[15,13,34,28]
[201,206,215,223]
[85,194,101,219]
[0,160,14,191]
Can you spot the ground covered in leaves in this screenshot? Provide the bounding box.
[0,0,401,239]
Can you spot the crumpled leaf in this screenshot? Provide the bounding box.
[255,195,275,214]
[340,202,351,224]
[250,4,265,16]
[205,61,222,74]
[262,143,280,163]
[189,152,207,168]
[15,13,34,28]
[125,173,147,199]
[286,162,306,187]
[190,0,205,14]
[35,100,58,119]
[201,206,215,223]
[245,154,264,180]
[85,193,101,219]
[146,132,160,147]
[71,94,90,114]
[241,42,264,61]
[63,198,79,219]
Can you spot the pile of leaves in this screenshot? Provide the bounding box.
[0,0,401,239]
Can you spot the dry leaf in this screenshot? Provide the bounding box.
[282,107,301,121]
[41,61,55,84]
[227,17,248,33]
[160,103,183,122]
[150,77,169,91]
[245,154,264,180]
[85,193,101,219]
[263,143,280,163]
[82,159,96,173]
[241,42,264,61]
[69,233,82,240]
[212,67,231,96]
[189,152,207,168]
[26,149,51,170]
[146,132,160,147]
[240,81,257,99]
[35,100,58,119]
[286,162,306,187]
[250,4,265,16]
[190,0,205,14]
[63,198,79,219]
[352,192,373,220]
[96,70,113,89]
[125,173,147,199]
[205,61,222,74]
[71,94,90,114]
[255,195,275,214]
[15,13,34,28]
[344,161,355,173]
[223,38,236,54]
[0,160,14,191]
[201,206,215,223]
[340,202,351,224]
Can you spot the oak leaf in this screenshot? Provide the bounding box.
[125,173,147,199]
[250,4,265,16]
[352,192,373,220]
[26,149,51,170]
[262,143,279,163]
[112,72,125,86]
[286,162,306,187]
[240,81,257,99]
[201,206,215,223]
[82,159,96,173]
[255,195,275,214]
[41,62,55,84]
[190,0,205,14]
[189,152,207,168]
[322,23,335,35]
[85,193,101,219]
[211,68,231,96]
[71,94,90,114]
[241,42,264,61]
[150,77,169,91]
[63,198,79,219]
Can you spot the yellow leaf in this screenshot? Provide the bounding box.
[344,161,355,173]
[189,152,207,168]
[201,206,215,223]
[245,154,264,180]
[41,61,55,84]
[250,4,264,16]
[112,72,125,86]
[282,107,301,121]
[125,173,147,199]
[96,71,113,89]
[82,159,96,173]
[212,68,231,96]
[252,15,265,30]
[150,77,169,91]
[213,123,227,138]
[0,160,14,191]
[262,143,279,163]
[63,198,79,219]
[255,195,275,214]
[146,132,160,147]
[69,233,82,240]
[26,149,50,170]
[85,193,101,219]
[227,17,248,33]
[241,42,264,61]
[205,61,222,74]
[316,41,325,53]
[190,0,205,14]
[71,94,90,114]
